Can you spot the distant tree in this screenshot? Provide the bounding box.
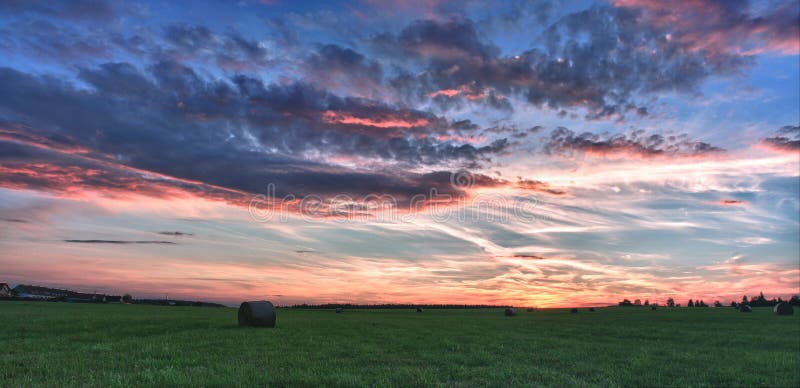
[667,297,675,307]
[688,299,694,307]
[634,299,642,306]
[742,295,749,305]
[714,300,722,307]
[730,301,737,307]
[746,292,768,307]
[644,299,650,306]
[619,299,633,306]
[790,295,800,306]
[122,294,133,303]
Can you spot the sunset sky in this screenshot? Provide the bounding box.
[0,0,798,307]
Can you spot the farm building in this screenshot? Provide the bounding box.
[12,284,114,302]
[12,284,66,299]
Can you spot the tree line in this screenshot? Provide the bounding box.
[618,292,799,307]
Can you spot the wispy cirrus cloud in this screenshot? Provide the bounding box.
[157,231,194,237]
[64,239,177,245]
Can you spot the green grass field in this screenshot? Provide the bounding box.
[1,302,798,387]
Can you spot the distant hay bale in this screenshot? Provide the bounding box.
[739,304,752,313]
[570,308,578,313]
[238,301,276,328]
[335,307,343,313]
[416,308,423,312]
[504,308,516,316]
[588,307,596,312]
[651,306,657,311]
[774,303,794,315]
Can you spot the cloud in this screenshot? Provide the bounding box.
[512,254,546,260]
[546,127,724,159]
[696,254,783,275]
[0,124,524,215]
[157,231,194,236]
[0,63,517,209]
[736,237,773,245]
[321,110,429,129]
[0,19,113,61]
[515,179,567,196]
[64,239,177,245]
[375,8,753,120]
[304,44,383,97]
[761,125,800,152]
[613,0,800,56]
[163,24,272,70]
[718,199,747,206]
[372,18,499,61]
[1,218,28,223]
[0,0,119,21]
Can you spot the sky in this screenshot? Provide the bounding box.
[0,0,798,307]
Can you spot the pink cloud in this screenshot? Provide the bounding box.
[717,199,747,206]
[321,110,430,129]
[613,0,799,56]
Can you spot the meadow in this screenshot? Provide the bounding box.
[1,301,798,387]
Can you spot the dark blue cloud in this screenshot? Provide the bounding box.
[0,61,512,204]
[545,127,724,158]
[762,126,800,151]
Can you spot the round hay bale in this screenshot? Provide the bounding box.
[570,308,578,313]
[739,304,752,313]
[335,307,343,313]
[504,308,517,316]
[416,308,423,312]
[774,303,794,315]
[588,307,596,312]
[238,301,276,327]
